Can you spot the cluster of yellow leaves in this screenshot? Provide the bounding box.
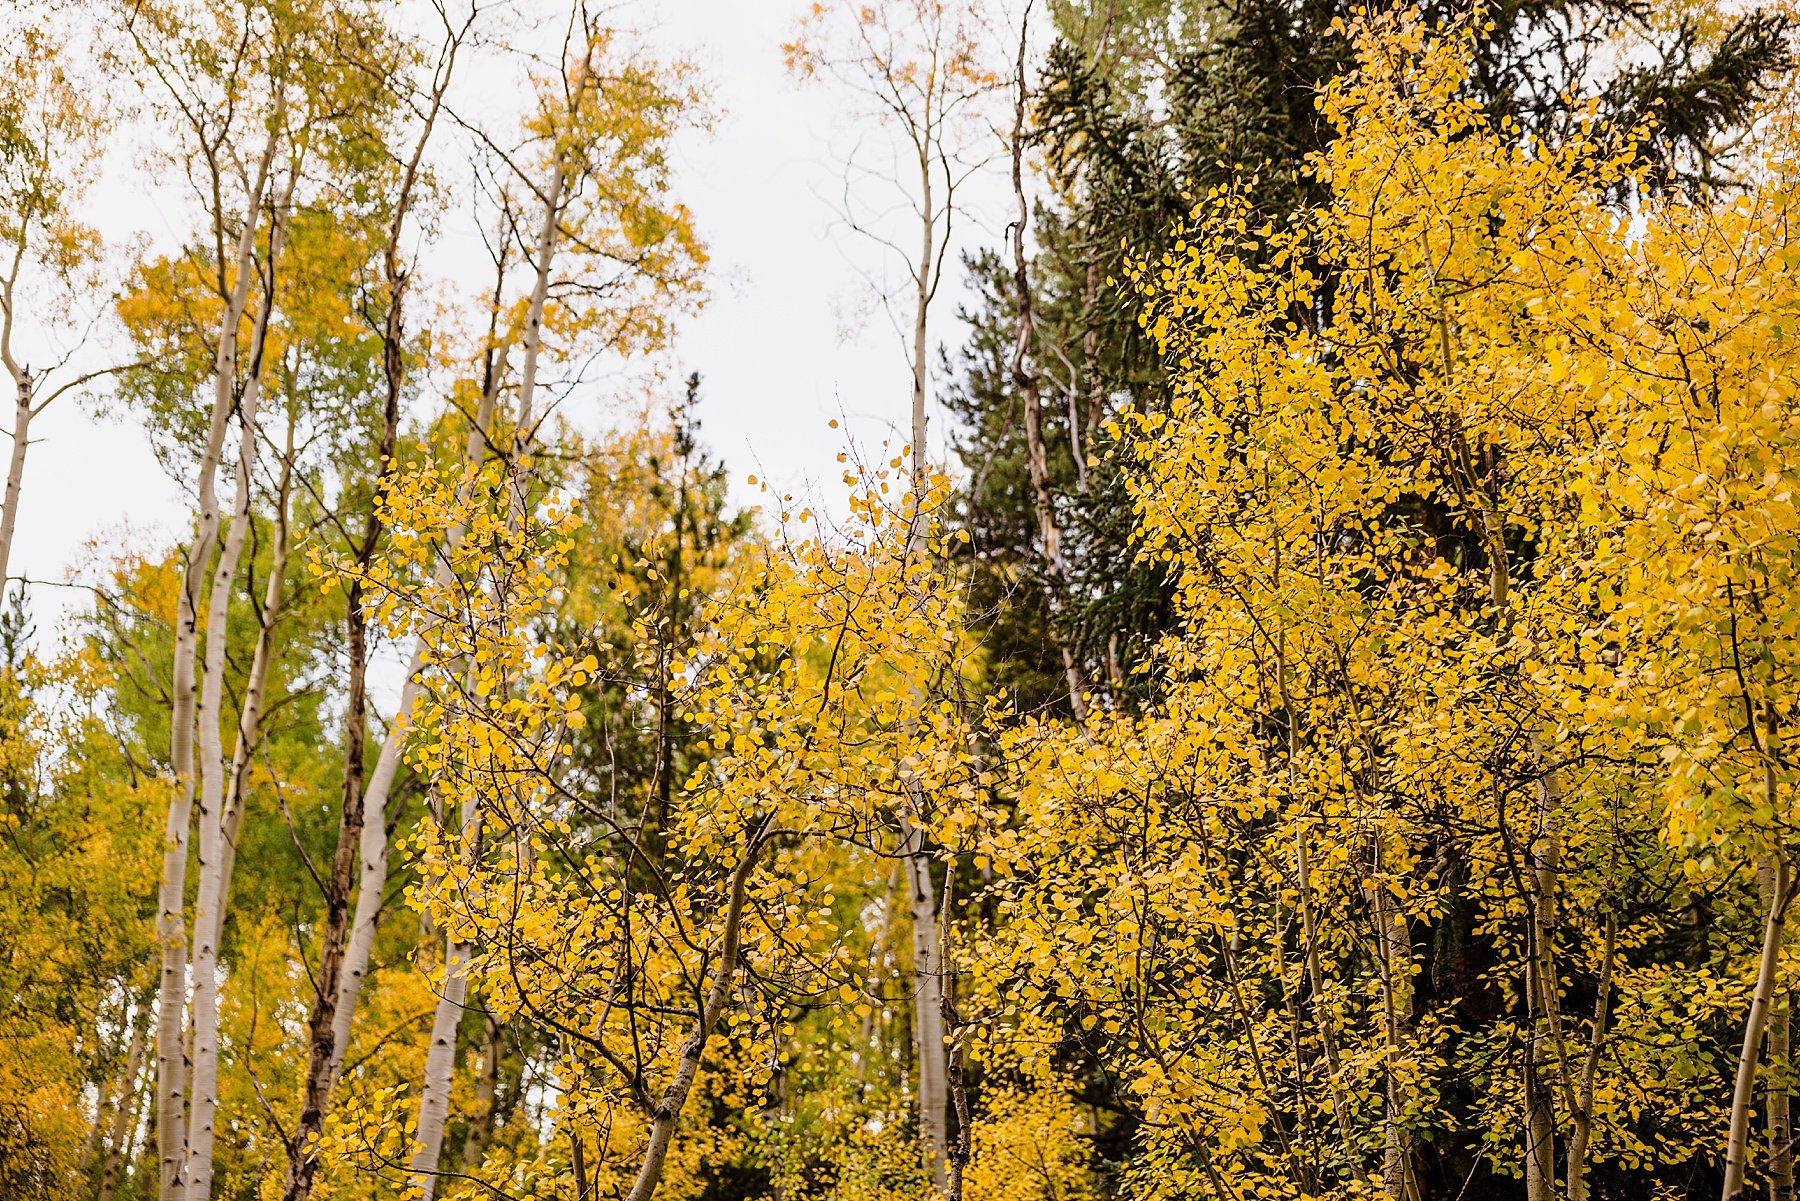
[969,9,1800,1195]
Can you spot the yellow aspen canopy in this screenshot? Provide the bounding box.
[3,2,1800,1200]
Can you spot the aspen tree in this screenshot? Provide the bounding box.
[279,14,468,1199]
[124,7,288,1182]
[0,18,111,593]
[785,4,1002,1185]
[389,14,703,1195]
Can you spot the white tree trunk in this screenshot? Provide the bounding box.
[1367,836,1416,1201]
[185,285,278,1201]
[1565,917,1615,1201]
[1771,984,1795,1201]
[97,1000,147,1201]
[411,801,480,1201]
[1727,850,1792,1201]
[894,109,955,1201]
[0,367,28,591]
[908,143,932,521]
[156,113,282,1201]
[901,815,949,1196]
[208,407,296,954]
[0,220,33,592]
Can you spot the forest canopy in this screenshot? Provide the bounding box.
[3,1,1800,1200]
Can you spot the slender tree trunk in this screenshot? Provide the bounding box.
[1524,732,1565,1201]
[1080,259,1102,492]
[186,192,287,1197]
[1728,851,1792,1201]
[1772,985,1795,1201]
[901,815,949,1195]
[0,366,28,590]
[157,113,283,1201]
[893,103,956,1199]
[1007,4,1088,720]
[187,211,288,1195]
[279,561,374,1201]
[411,796,479,1201]
[1565,917,1615,1201]
[910,150,932,508]
[98,1003,149,1201]
[571,1120,589,1201]
[209,406,296,955]
[1524,1054,1556,1201]
[182,376,266,1201]
[100,1022,149,1201]
[461,1012,503,1170]
[1367,835,1416,1201]
[620,821,769,1201]
[938,866,971,1201]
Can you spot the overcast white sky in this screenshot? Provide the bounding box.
[9,0,1022,637]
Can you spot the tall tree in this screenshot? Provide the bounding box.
[0,13,113,596]
[786,4,1002,1188]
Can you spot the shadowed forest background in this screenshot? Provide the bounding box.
[5,1,1800,1199]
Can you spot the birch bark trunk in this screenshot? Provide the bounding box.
[410,799,480,1201]
[186,180,289,1199]
[1726,702,1789,1201]
[938,867,971,1201]
[0,367,27,591]
[1772,984,1795,1201]
[902,815,949,1195]
[1367,836,1417,1201]
[157,110,282,1201]
[1524,732,1565,1201]
[896,109,953,1201]
[1565,917,1615,1201]
[0,217,35,590]
[209,406,297,954]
